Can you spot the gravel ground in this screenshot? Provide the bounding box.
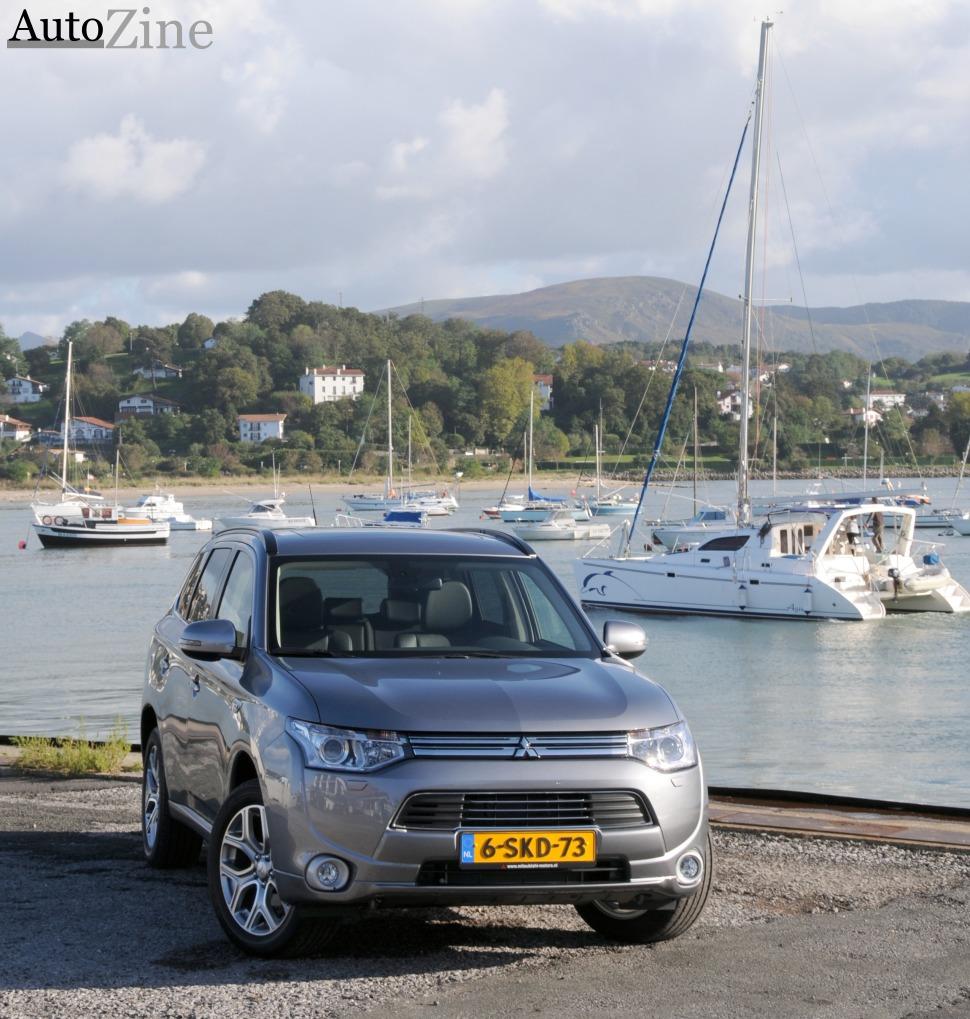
[1,771,969,1019]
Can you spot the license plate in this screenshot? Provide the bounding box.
[459,830,596,867]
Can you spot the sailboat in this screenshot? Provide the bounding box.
[575,20,970,619]
[586,421,638,516]
[342,360,457,514]
[30,342,170,547]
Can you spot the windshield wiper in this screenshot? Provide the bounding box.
[275,648,346,657]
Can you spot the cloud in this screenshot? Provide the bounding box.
[61,115,206,204]
[439,88,509,179]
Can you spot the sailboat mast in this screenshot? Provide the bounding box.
[950,434,970,509]
[528,389,535,494]
[386,358,393,498]
[61,341,73,491]
[692,386,699,515]
[595,422,601,504]
[862,363,872,486]
[738,18,772,527]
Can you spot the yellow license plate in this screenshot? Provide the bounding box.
[459,830,596,867]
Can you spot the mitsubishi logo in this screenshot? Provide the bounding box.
[513,736,540,760]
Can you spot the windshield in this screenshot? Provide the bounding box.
[269,555,599,658]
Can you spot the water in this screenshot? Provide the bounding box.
[2,476,969,807]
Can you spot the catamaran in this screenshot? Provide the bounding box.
[575,20,970,620]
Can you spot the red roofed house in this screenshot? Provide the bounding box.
[0,413,32,441]
[299,365,365,404]
[238,413,286,443]
[71,416,115,444]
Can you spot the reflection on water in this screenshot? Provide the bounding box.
[1,477,968,807]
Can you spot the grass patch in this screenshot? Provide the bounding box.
[11,719,133,775]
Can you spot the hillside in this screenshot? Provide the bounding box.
[384,277,970,361]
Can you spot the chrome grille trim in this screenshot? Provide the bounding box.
[407,733,629,759]
[393,790,653,830]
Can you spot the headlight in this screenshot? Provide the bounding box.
[286,719,409,772]
[628,721,697,772]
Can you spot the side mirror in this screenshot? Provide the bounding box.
[180,619,241,660]
[603,620,647,660]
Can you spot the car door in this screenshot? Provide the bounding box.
[162,546,233,812]
[187,547,257,821]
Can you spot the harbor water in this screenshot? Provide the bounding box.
[2,476,969,808]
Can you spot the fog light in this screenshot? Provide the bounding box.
[306,854,351,892]
[677,851,703,884]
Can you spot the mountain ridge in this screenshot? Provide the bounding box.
[382,276,970,361]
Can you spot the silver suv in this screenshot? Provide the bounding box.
[141,527,710,956]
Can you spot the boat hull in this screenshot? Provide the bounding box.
[32,522,170,547]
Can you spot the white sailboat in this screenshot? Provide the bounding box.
[342,360,457,515]
[511,507,610,542]
[586,422,638,516]
[575,20,970,619]
[127,490,213,531]
[31,343,170,547]
[216,455,315,530]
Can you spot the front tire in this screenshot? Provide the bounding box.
[576,833,713,944]
[142,729,203,868]
[207,779,335,957]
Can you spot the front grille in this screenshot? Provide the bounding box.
[408,733,629,759]
[394,790,652,830]
[415,858,630,887]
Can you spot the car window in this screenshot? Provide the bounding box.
[270,555,597,657]
[187,548,233,623]
[217,552,255,646]
[176,551,206,619]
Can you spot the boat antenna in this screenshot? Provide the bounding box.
[625,112,753,551]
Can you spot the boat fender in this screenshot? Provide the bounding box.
[923,551,941,566]
[54,516,67,526]
[41,515,52,525]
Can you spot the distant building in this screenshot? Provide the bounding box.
[639,360,676,374]
[867,391,906,410]
[0,414,31,441]
[238,413,286,443]
[716,390,753,421]
[533,374,554,411]
[849,407,883,426]
[117,394,180,418]
[133,360,183,381]
[71,416,115,445]
[4,375,47,403]
[299,365,365,404]
[694,361,724,373]
[203,337,218,350]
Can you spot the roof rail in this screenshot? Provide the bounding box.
[214,526,278,555]
[447,527,535,556]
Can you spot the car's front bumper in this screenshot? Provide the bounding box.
[261,738,708,909]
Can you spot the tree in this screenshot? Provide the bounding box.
[0,323,26,378]
[946,392,970,456]
[246,291,308,332]
[478,358,536,447]
[178,312,214,350]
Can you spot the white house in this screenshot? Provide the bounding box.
[533,374,554,411]
[867,391,906,410]
[133,361,183,381]
[298,365,365,404]
[0,413,31,441]
[238,413,286,443]
[4,375,47,403]
[203,337,218,350]
[849,407,883,426]
[716,390,753,421]
[117,394,180,418]
[71,416,115,444]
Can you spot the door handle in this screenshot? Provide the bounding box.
[190,675,201,697]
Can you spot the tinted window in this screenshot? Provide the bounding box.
[697,535,749,551]
[218,552,255,645]
[176,552,206,619]
[188,548,233,622]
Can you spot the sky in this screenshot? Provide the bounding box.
[2,0,969,338]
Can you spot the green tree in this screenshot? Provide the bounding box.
[177,312,215,350]
[478,358,535,447]
[0,323,26,378]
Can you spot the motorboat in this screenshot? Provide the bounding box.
[127,491,213,531]
[511,508,611,542]
[650,507,736,550]
[217,497,315,531]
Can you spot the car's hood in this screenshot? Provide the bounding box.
[278,655,678,733]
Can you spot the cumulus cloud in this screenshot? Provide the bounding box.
[61,115,206,204]
[439,88,509,180]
